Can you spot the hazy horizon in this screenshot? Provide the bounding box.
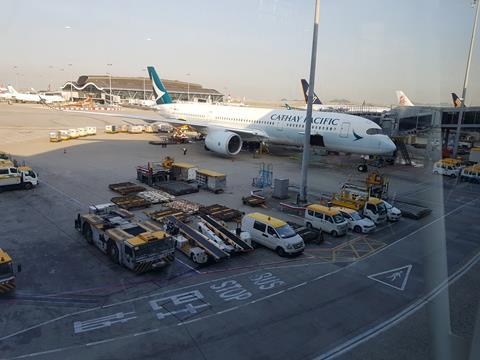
[1,0,479,106]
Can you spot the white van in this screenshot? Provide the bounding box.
[331,207,376,233]
[382,200,402,221]
[304,204,348,237]
[432,162,461,178]
[241,213,304,256]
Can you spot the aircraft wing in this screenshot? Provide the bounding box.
[64,110,269,140]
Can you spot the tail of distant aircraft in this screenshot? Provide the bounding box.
[7,86,18,94]
[396,90,414,106]
[452,93,462,108]
[147,66,173,105]
[301,79,322,105]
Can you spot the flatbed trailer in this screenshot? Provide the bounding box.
[393,200,431,220]
[154,181,199,196]
[164,199,201,214]
[166,216,229,263]
[146,208,189,223]
[109,182,146,195]
[199,204,242,222]
[111,195,151,210]
[198,214,253,252]
[242,194,266,207]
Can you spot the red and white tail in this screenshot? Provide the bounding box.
[396,90,414,106]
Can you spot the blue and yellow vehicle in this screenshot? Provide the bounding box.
[0,249,16,293]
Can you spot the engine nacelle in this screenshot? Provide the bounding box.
[204,131,242,156]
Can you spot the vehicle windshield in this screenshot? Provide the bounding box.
[377,203,387,215]
[350,212,363,221]
[333,214,345,223]
[275,224,297,239]
[0,262,13,277]
[384,201,392,209]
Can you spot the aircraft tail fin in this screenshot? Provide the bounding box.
[147,66,173,105]
[452,93,462,108]
[301,79,322,105]
[396,90,414,106]
[7,86,18,94]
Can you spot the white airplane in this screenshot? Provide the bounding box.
[7,86,64,103]
[299,79,391,114]
[145,67,396,156]
[395,90,414,106]
[73,66,396,159]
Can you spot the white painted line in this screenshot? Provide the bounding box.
[134,329,159,336]
[216,306,239,315]
[250,290,285,304]
[315,249,480,359]
[175,258,201,274]
[287,282,307,291]
[40,180,85,207]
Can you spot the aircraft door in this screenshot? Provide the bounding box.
[340,122,350,138]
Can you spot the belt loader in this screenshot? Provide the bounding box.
[75,203,175,273]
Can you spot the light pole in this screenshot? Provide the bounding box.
[299,0,321,203]
[452,0,479,158]
[68,63,73,101]
[107,63,113,105]
[13,66,18,89]
[142,68,146,101]
[186,73,191,101]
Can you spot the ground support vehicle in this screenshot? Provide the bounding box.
[330,206,376,233]
[165,216,229,264]
[198,214,253,253]
[242,213,304,256]
[382,200,402,221]
[304,204,349,237]
[330,191,387,224]
[0,249,18,293]
[75,204,175,273]
[461,165,480,183]
[0,164,38,191]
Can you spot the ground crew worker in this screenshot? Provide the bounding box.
[183,148,187,155]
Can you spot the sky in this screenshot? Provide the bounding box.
[0,0,479,105]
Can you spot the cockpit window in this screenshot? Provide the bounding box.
[366,128,383,135]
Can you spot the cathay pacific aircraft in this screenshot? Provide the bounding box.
[145,67,396,157]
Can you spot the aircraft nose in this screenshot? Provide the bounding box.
[380,137,396,154]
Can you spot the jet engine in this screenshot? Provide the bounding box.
[204,131,243,156]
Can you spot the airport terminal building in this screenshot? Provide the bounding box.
[61,75,223,104]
